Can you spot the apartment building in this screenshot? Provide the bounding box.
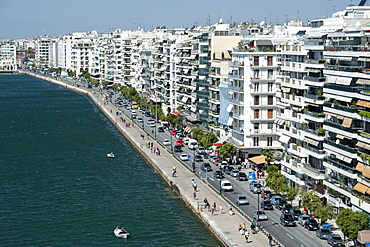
[0,44,17,71]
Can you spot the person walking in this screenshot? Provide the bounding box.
[244,230,249,243]
[268,234,273,246]
[192,179,197,191]
[242,223,247,235]
[193,191,197,200]
[172,165,177,177]
[219,204,223,214]
[238,224,243,235]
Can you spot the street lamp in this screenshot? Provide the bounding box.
[257,187,262,220]
[169,128,173,153]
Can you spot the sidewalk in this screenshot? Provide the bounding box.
[28,72,271,246]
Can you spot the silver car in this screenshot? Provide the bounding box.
[253,210,268,221]
[297,215,311,226]
[236,195,249,205]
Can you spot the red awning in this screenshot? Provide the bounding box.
[213,143,223,146]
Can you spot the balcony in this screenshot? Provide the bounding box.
[304,110,325,118]
[323,101,361,113]
[324,83,359,93]
[324,139,357,153]
[303,76,326,82]
[302,126,325,136]
[304,93,326,101]
[323,157,356,175]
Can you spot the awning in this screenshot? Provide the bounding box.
[281,87,290,92]
[256,40,272,46]
[343,156,352,164]
[336,134,345,139]
[323,93,352,103]
[292,107,302,112]
[356,79,370,85]
[189,54,197,59]
[227,117,233,126]
[303,137,319,146]
[354,182,369,194]
[357,100,370,108]
[342,117,353,128]
[182,96,189,103]
[363,166,370,178]
[184,126,193,133]
[357,141,370,151]
[279,135,291,144]
[327,75,352,85]
[249,155,266,164]
[357,230,370,244]
[227,104,233,112]
[356,162,367,172]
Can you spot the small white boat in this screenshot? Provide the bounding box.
[107,152,115,158]
[114,226,129,239]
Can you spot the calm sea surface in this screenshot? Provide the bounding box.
[0,74,222,247]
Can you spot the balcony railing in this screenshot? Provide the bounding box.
[303,144,325,154]
[324,139,358,153]
[324,157,355,174]
[323,101,361,113]
[302,126,325,136]
[324,120,356,133]
[304,110,325,118]
[303,76,326,82]
[324,83,359,93]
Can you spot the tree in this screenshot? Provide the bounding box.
[337,208,369,241]
[314,206,335,224]
[162,113,181,128]
[285,187,299,204]
[200,132,218,149]
[265,171,288,193]
[262,148,274,166]
[192,127,205,142]
[301,191,322,214]
[266,164,279,174]
[217,143,236,159]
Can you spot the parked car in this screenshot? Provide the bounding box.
[201,162,213,172]
[171,129,177,135]
[180,154,189,161]
[196,147,206,155]
[281,203,293,214]
[236,172,247,181]
[289,208,302,220]
[174,145,182,152]
[229,170,239,178]
[316,228,331,240]
[236,195,249,205]
[223,166,235,175]
[221,180,233,192]
[270,195,282,205]
[213,170,224,179]
[275,199,288,210]
[149,122,156,128]
[210,157,221,164]
[163,139,170,146]
[260,200,274,210]
[194,155,203,162]
[298,215,311,226]
[261,189,272,199]
[249,182,263,194]
[280,213,296,227]
[137,117,143,123]
[176,140,184,147]
[327,234,345,247]
[254,210,268,221]
[304,218,319,231]
[158,126,164,132]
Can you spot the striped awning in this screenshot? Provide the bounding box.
[356,162,367,173]
[357,100,370,108]
[249,155,266,165]
[363,166,370,178]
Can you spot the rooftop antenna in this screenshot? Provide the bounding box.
[207,13,211,26]
[269,11,272,25]
[228,14,233,25]
[297,10,300,20]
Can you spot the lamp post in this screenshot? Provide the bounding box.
[169,128,173,153]
[154,91,157,140]
[219,178,222,195]
[257,187,262,220]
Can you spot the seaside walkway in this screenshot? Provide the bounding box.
[28,72,271,247]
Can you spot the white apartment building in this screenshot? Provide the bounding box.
[0,44,17,71]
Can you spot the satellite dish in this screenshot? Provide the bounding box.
[260,21,265,26]
[219,18,223,24]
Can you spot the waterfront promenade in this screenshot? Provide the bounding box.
[27,72,271,247]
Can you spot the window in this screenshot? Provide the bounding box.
[253,137,259,146]
[253,70,260,79]
[267,137,273,146]
[254,109,260,119]
[267,56,273,66]
[268,82,273,92]
[254,83,259,92]
[268,109,273,119]
[268,95,273,105]
[254,95,260,105]
[254,123,259,130]
[254,56,259,66]
[268,69,273,79]
[268,123,273,129]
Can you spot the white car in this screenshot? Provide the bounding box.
[149,122,156,128]
[180,154,189,161]
[163,139,170,146]
[253,210,268,221]
[221,180,233,192]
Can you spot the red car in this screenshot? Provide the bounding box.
[176,140,184,147]
[171,130,177,135]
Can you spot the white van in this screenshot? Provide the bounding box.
[221,180,233,192]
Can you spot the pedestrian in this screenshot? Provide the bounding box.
[298,195,302,208]
[242,223,246,235]
[193,191,197,199]
[213,202,216,212]
[172,165,177,177]
[192,179,197,191]
[245,230,249,243]
[219,204,223,214]
[238,224,243,235]
[229,206,234,215]
[203,197,208,208]
[268,234,273,246]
